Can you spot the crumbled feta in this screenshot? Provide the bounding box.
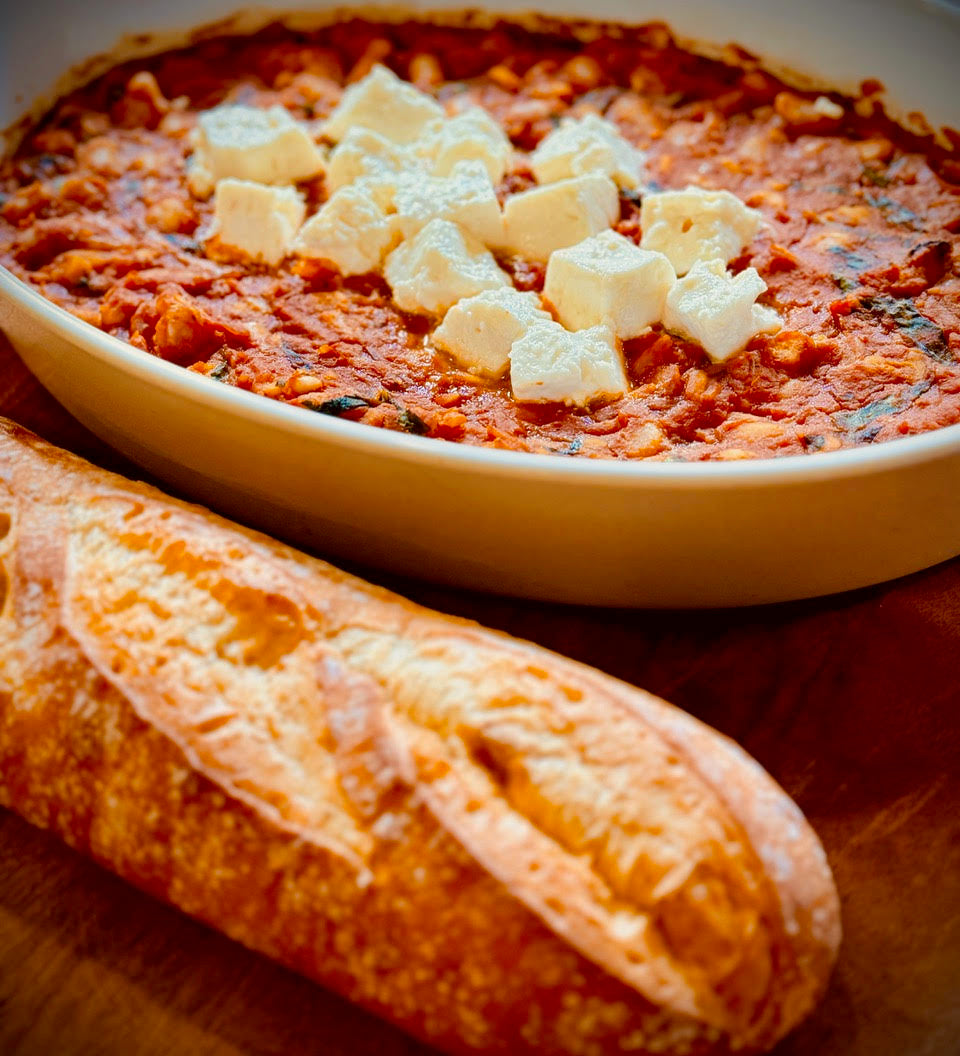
[210,179,305,266]
[415,107,513,184]
[544,230,675,339]
[321,64,444,145]
[432,288,551,376]
[662,258,782,362]
[188,105,325,197]
[384,218,509,315]
[640,185,763,275]
[393,159,504,247]
[294,184,400,276]
[812,95,844,119]
[325,126,414,196]
[502,174,619,262]
[531,113,646,190]
[510,321,627,406]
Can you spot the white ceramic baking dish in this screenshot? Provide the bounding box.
[2,0,959,606]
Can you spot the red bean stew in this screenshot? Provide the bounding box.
[2,17,959,460]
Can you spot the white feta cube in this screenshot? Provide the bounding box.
[531,113,646,190]
[325,126,415,195]
[384,218,509,315]
[510,321,627,406]
[640,185,763,275]
[344,171,406,214]
[393,159,504,247]
[210,179,305,266]
[293,184,400,276]
[503,174,619,262]
[432,288,550,376]
[188,104,325,197]
[662,259,782,363]
[544,230,675,339]
[321,64,444,145]
[415,107,513,184]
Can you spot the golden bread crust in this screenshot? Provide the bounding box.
[0,418,840,1055]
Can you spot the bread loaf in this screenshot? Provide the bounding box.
[0,418,840,1055]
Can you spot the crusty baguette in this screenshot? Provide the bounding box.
[0,418,840,1055]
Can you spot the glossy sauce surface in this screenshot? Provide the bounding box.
[2,18,959,460]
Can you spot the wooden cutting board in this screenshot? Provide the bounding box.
[1,335,958,1056]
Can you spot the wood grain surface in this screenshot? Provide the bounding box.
[0,332,958,1056]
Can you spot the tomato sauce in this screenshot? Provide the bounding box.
[2,17,959,460]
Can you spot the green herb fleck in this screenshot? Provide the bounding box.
[858,296,950,362]
[836,395,900,432]
[565,437,583,455]
[801,434,825,451]
[828,244,872,274]
[304,395,374,416]
[33,153,71,178]
[833,275,858,292]
[208,361,230,381]
[864,193,919,228]
[861,166,891,187]
[836,379,934,435]
[165,233,202,253]
[578,87,619,113]
[396,408,430,435]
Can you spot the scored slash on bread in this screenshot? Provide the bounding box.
[0,418,840,1055]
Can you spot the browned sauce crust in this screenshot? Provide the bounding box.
[1,18,959,459]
